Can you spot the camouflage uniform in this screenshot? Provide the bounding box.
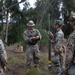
[54,29,64,75]
[23,20,42,68]
[65,29,75,73]
[49,20,64,75]
[65,11,75,75]
[0,39,7,75]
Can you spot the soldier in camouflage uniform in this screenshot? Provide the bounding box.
[23,20,42,68]
[65,11,75,75]
[0,39,7,75]
[48,20,64,75]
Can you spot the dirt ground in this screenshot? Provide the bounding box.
[5,45,26,75]
[4,45,63,75]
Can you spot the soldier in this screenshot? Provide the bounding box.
[0,39,7,75]
[65,11,75,75]
[23,20,42,68]
[48,20,64,75]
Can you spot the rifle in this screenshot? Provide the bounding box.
[48,13,51,69]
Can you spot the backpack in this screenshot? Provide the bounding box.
[68,63,75,75]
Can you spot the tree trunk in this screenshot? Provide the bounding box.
[5,11,9,43]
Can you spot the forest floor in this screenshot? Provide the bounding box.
[4,45,55,75]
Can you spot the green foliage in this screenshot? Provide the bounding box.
[63,0,75,11]
[1,0,74,46]
[27,68,41,75]
[8,55,15,62]
[35,0,60,25]
[40,29,49,47]
[40,53,48,68]
[35,25,49,48]
[27,68,49,75]
[8,24,26,45]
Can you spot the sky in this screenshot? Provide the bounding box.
[28,0,36,8]
[19,0,36,10]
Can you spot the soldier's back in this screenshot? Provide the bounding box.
[67,30,75,75]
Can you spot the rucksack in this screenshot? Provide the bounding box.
[68,63,75,75]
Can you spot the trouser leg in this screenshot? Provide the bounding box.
[26,49,32,68]
[54,55,62,75]
[33,45,40,67]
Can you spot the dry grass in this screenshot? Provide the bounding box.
[5,46,54,75]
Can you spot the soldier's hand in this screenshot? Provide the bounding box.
[31,36,40,40]
[51,52,55,57]
[31,37,39,40]
[31,37,37,40]
[36,36,40,40]
[48,31,53,36]
[4,66,6,71]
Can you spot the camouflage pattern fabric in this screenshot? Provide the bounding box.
[0,39,7,75]
[23,28,42,67]
[0,66,4,75]
[68,63,75,75]
[54,30,64,53]
[0,39,7,66]
[65,29,75,74]
[26,44,40,67]
[53,29,64,75]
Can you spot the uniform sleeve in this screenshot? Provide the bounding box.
[65,36,75,69]
[36,29,42,40]
[0,40,7,63]
[50,34,54,40]
[54,33,63,53]
[0,40,5,54]
[23,31,32,42]
[1,40,5,50]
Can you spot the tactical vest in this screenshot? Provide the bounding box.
[25,29,40,45]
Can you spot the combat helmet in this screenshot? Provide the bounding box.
[54,20,63,26]
[27,20,35,26]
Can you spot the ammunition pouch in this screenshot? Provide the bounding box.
[27,39,39,45]
[51,55,59,64]
[59,45,66,58]
[68,63,75,75]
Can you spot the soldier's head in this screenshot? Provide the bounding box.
[54,20,63,30]
[69,11,75,28]
[27,20,35,30]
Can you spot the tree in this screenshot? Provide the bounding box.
[61,0,75,37]
[34,0,61,25]
[1,0,26,43]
